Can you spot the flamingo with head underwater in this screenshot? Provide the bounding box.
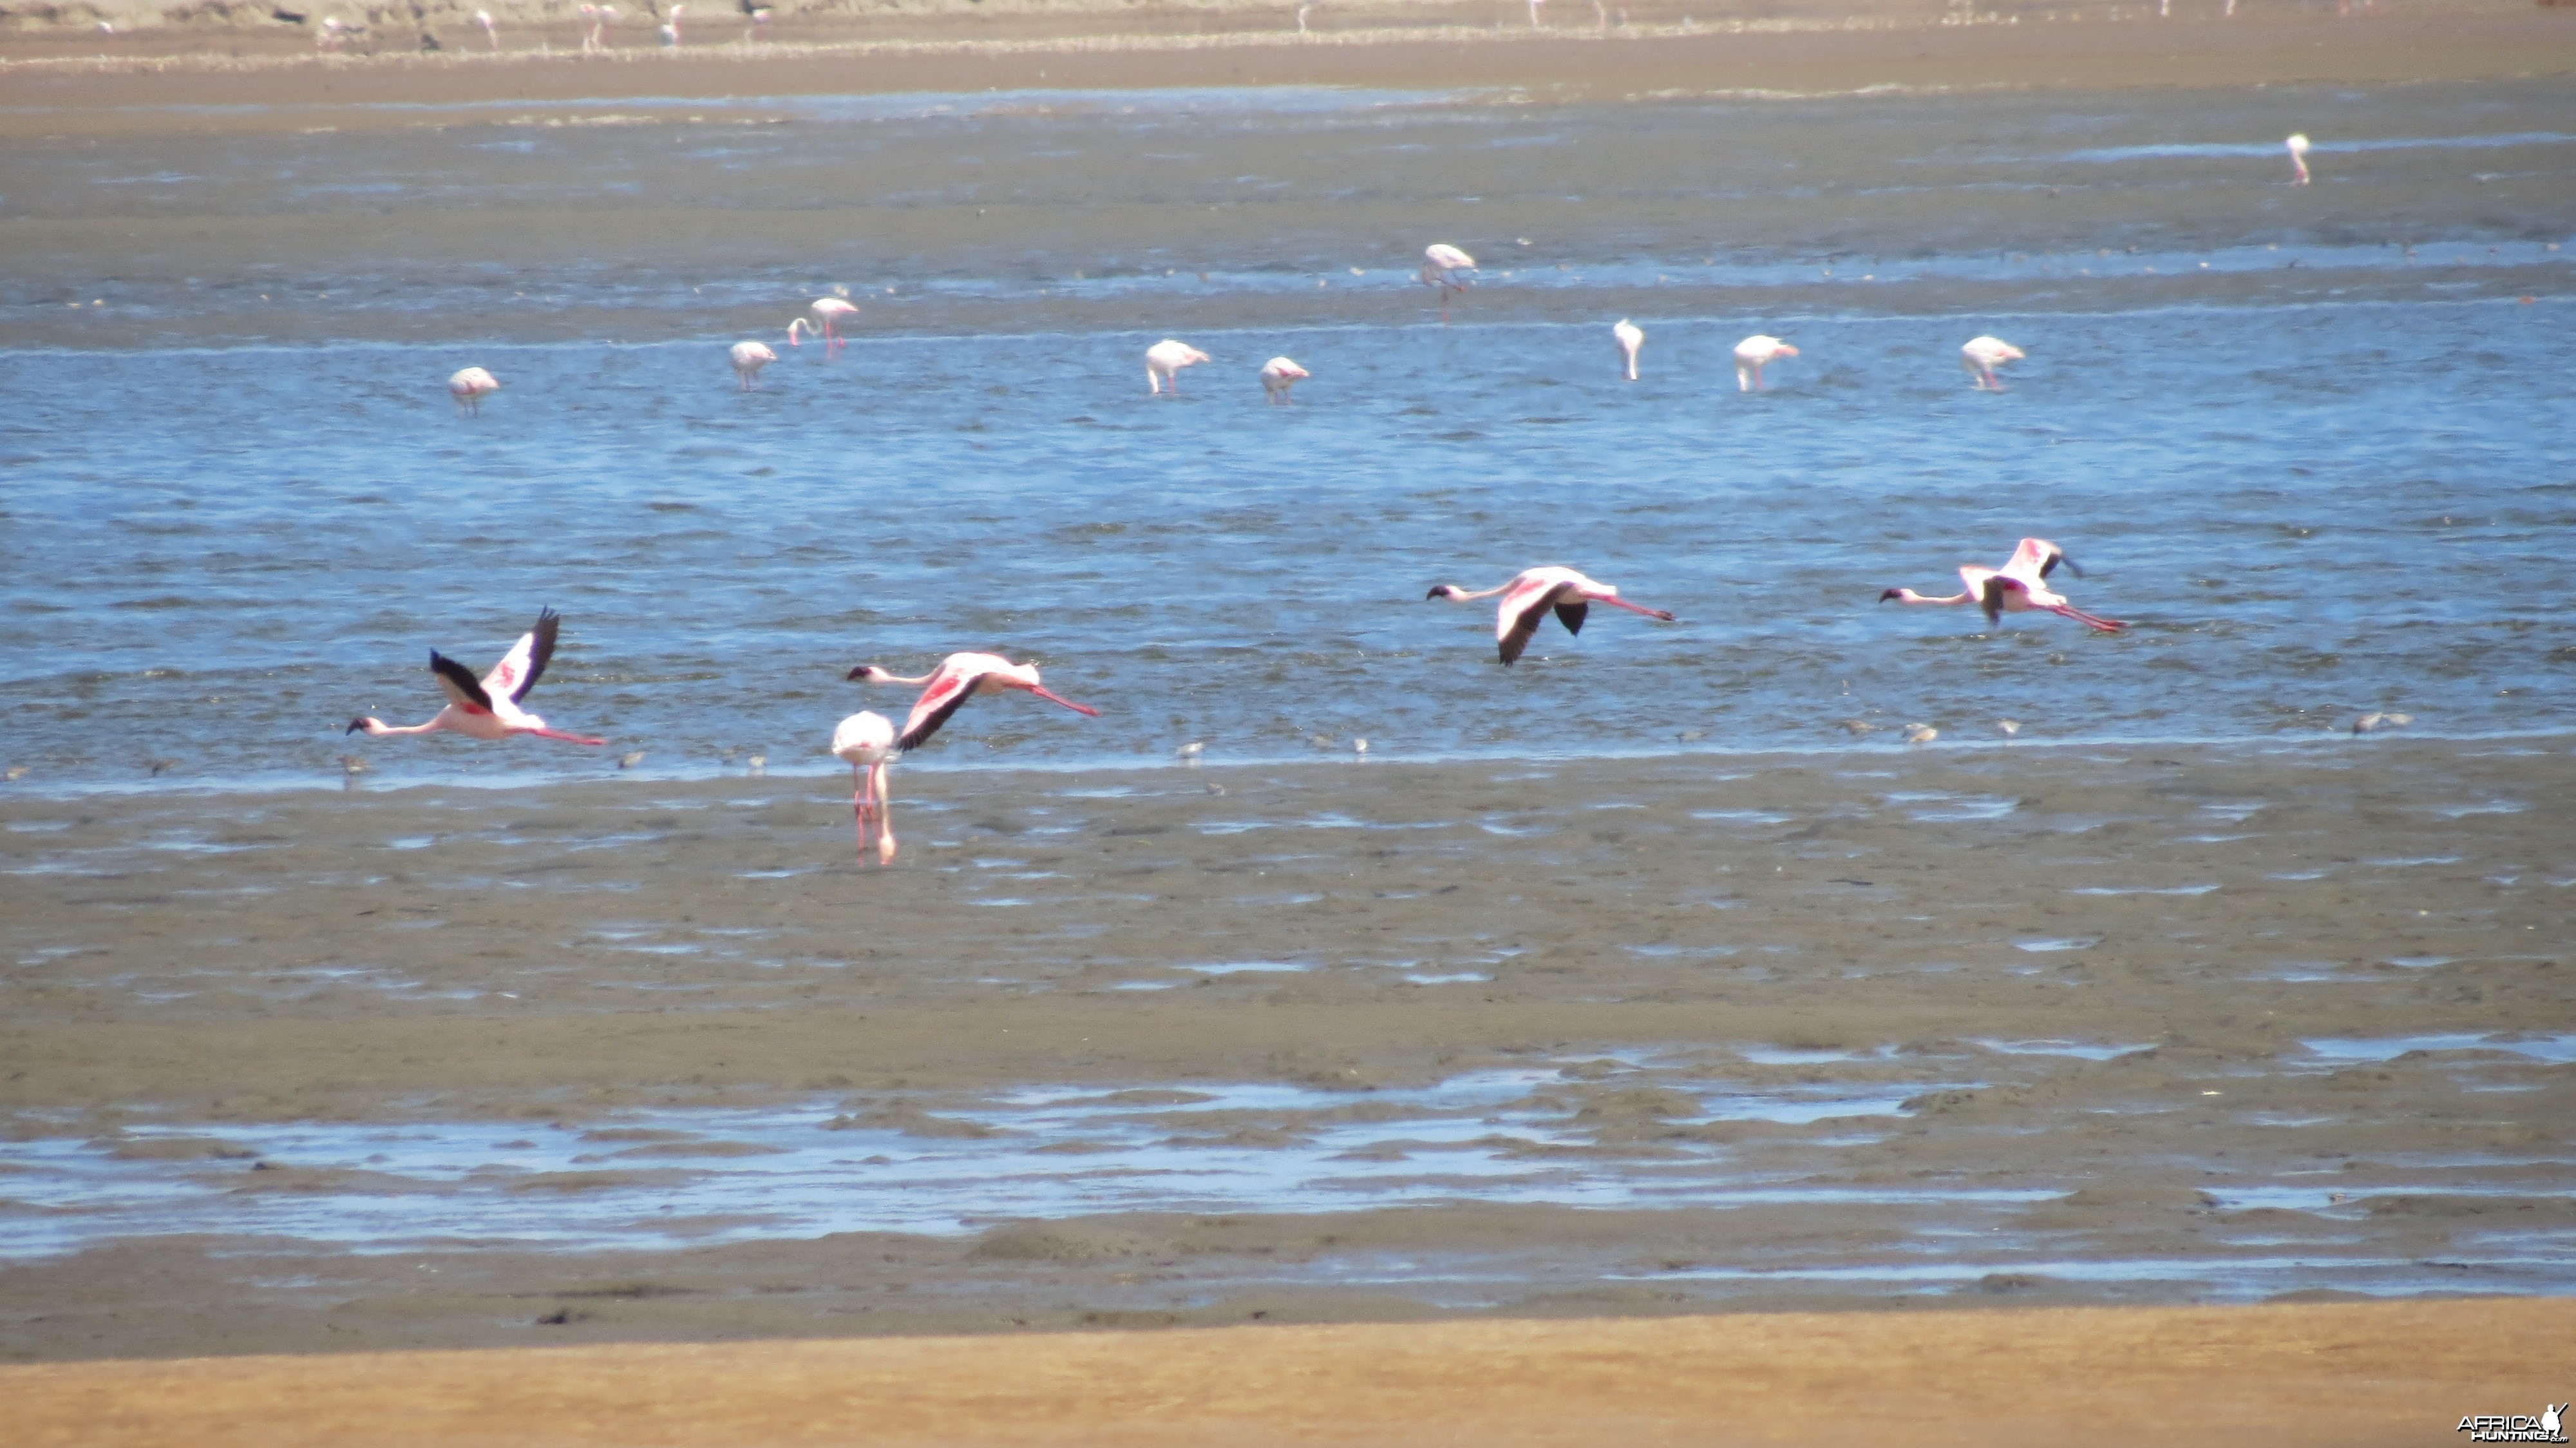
[1879,538,2126,633]
[345,608,610,745]
[788,295,857,351]
[1421,244,1475,321]
[1427,566,1677,665]
[730,340,776,390]
[1613,319,1643,381]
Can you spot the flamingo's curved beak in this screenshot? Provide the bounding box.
[1877,589,1902,603]
[1425,586,1452,600]
[345,717,370,734]
[845,665,875,682]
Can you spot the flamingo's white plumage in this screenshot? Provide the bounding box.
[833,710,898,866]
[730,340,777,390]
[1732,335,1797,392]
[448,367,499,415]
[1613,319,1643,381]
[1260,356,1310,403]
[1961,336,2026,391]
[1147,339,1210,394]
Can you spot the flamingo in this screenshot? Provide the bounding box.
[743,2,770,39]
[1260,356,1310,403]
[1961,335,2025,391]
[475,8,497,46]
[832,711,899,866]
[787,295,857,351]
[2286,132,2312,185]
[846,653,1100,751]
[1421,244,1475,322]
[660,3,683,44]
[448,367,499,415]
[1146,339,1209,394]
[1879,538,2126,633]
[1613,319,1643,381]
[345,608,611,745]
[1427,566,1676,666]
[1732,335,1797,391]
[729,340,777,390]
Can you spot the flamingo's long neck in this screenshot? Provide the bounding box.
[868,671,935,687]
[1893,589,1969,607]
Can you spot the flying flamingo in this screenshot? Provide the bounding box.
[1613,319,1643,381]
[787,295,857,351]
[832,710,898,866]
[2286,132,2311,184]
[345,608,611,745]
[1260,356,1309,403]
[730,340,776,390]
[1427,566,1677,666]
[846,653,1100,751]
[1147,339,1210,394]
[660,3,683,44]
[476,8,497,46]
[1879,538,2126,633]
[1421,244,1475,321]
[448,367,499,415]
[1733,334,1797,391]
[1961,335,2025,390]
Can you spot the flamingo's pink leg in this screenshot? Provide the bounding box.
[1596,595,1676,620]
[871,763,896,865]
[524,727,609,745]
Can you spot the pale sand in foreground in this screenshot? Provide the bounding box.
[10,1298,2568,1447]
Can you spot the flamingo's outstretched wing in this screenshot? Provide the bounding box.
[483,608,561,704]
[1497,576,1569,666]
[2007,538,2071,581]
[429,651,495,714]
[896,661,983,752]
[1553,601,1589,637]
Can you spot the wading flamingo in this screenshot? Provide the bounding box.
[1880,537,2126,633]
[2286,132,2311,185]
[1260,356,1310,403]
[730,340,776,389]
[448,367,499,415]
[1961,335,2025,390]
[847,653,1101,751]
[832,710,898,866]
[1613,319,1643,381]
[1421,244,1475,321]
[476,8,497,46]
[1147,339,1210,394]
[743,3,770,40]
[659,3,683,44]
[1733,335,1797,391]
[788,295,857,351]
[1428,566,1677,666]
[345,608,611,745]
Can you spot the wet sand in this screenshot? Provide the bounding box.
[10,1296,2573,1447]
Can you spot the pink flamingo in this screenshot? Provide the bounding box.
[659,3,683,44]
[1421,244,1475,322]
[1260,356,1309,403]
[476,8,497,47]
[345,608,610,745]
[832,711,898,866]
[448,367,499,415]
[1733,335,1797,391]
[788,296,857,352]
[846,653,1100,751]
[730,340,776,390]
[2286,133,2312,184]
[1613,319,1643,381]
[1428,566,1676,666]
[1880,538,2126,633]
[1961,335,2025,390]
[1147,339,1209,394]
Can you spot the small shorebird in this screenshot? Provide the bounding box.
[1147,339,1210,394]
[2286,133,2312,185]
[1428,566,1677,665]
[729,340,777,389]
[1421,244,1475,321]
[345,608,611,745]
[1880,538,2126,633]
[1960,336,2025,391]
[832,711,899,866]
[1733,335,1797,391]
[788,296,857,351]
[1260,356,1310,403]
[847,653,1101,751]
[1613,319,1643,381]
[448,367,499,415]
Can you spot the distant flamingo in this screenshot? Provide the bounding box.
[448,367,499,415]
[846,653,1101,751]
[1733,335,1797,391]
[1421,244,1475,322]
[1613,319,1643,381]
[1427,566,1677,666]
[1260,356,1310,403]
[659,3,683,44]
[787,295,857,351]
[1880,538,2126,633]
[2286,132,2312,185]
[1147,339,1210,394]
[345,608,611,745]
[832,710,898,866]
[1961,335,2025,390]
[743,2,770,39]
[476,8,497,47]
[729,340,776,390]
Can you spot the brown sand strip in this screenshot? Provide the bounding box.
[8,1298,2566,1447]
